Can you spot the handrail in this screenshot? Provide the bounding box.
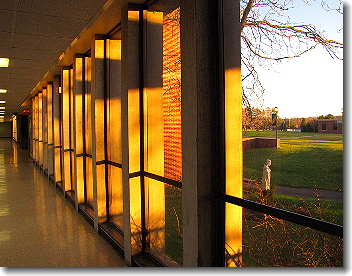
[221,193,343,238]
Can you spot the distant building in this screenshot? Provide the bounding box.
[317,119,343,134]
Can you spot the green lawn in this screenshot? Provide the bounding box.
[243,130,343,141]
[163,132,343,266]
[243,139,343,191]
[273,194,343,225]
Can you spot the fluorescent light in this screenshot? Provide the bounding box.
[0,58,9,67]
[0,101,5,104]
[0,107,5,110]
[0,89,7,93]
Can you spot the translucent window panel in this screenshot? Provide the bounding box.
[12,116,17,141]
[47,83,54,177]
[225,202,242,267]
[241,208,343,267]
[129,176,142,255]
[142,6,183,266]
[42,88,48,171]
[84,56,94,206]
[53,76,62,184]
[146,179,182,266]
[69,68,75,191]
[38,92,43,166]
[62,68,72,192]
[144,8,181,182]
[108,165,123,230]
[106,38,123,231]
[85,156,94,206]
[84,56,92,156]
[163,8,181,182]
[107,39,122,164]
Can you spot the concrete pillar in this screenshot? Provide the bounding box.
[181,0,242,267]
[121,5,142,266]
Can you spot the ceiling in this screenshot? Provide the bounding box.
[0,0,109,121]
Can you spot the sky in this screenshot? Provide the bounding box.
[250,0,344,119]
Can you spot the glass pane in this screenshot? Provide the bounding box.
[84,56,94,206]
[163,7,181,182]
[243,139,343,225]
[147,179,183,266]
[108,165,123,230]
[85,156,94,206]
[241,208,343,267]
[143,5,183,266]
[165,183,182,265]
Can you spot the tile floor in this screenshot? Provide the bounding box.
[0,138,128,267]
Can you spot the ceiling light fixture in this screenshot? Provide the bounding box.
[0,89,7,93]
[0,101,6,104]
[0,58,9,67]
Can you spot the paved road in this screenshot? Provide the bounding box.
[244,180,343,202]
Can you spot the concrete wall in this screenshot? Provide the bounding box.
[243,137,279,150]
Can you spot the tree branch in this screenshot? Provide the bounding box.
[241,0,255,31]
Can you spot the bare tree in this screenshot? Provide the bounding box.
[240,0,343,112]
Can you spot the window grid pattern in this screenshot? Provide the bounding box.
[163,8,182,182]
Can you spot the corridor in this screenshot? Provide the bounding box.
[0,138,127,267]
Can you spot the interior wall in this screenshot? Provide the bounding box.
[0,122,12,138]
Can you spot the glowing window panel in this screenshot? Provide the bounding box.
[0,58,9,67]
[0,89,7,93]
[163,8,182,182]
[0,101,5,104]
[0,107,5,110]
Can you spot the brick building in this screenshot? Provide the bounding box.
[317,119,343,134]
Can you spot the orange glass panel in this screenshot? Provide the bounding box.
[163,8,182,182]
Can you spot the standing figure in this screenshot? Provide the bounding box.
[261,159,271,190]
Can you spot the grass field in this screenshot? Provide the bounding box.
[163,131,343,266]
[273,194,343,225]
[243,139,343,191]
[243,130,343,141]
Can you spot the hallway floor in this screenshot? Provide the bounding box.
[0,139,128,267]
